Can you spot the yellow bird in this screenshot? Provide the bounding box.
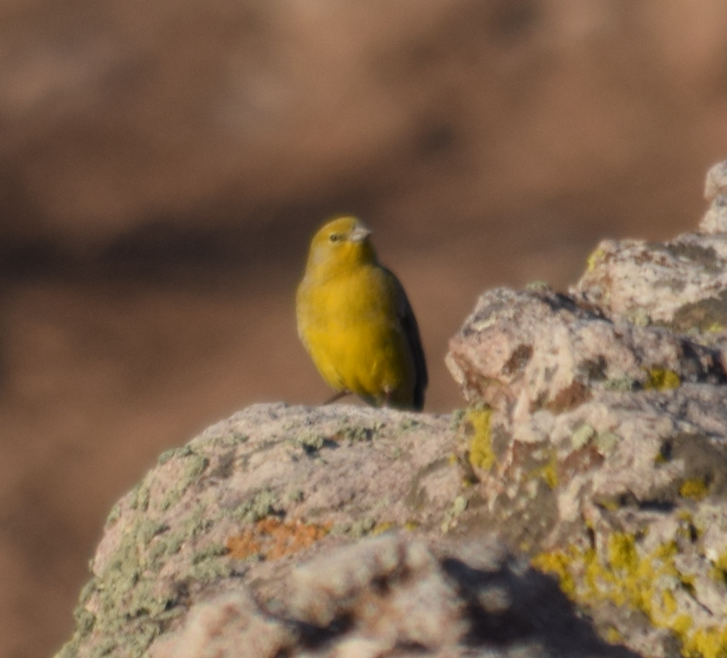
[296,216,428,410]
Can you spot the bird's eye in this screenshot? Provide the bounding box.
[329,233,340,242]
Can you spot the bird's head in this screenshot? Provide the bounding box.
[305,216,377,274]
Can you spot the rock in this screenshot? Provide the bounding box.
[55,161,727,658]
[445,161,727,658]
[445,287,726,414]
[55,405,457,658]
[150,590,295,658]
[572,173,727,350]
[151,533,636,658]
[701,160,727,234]
[54,404,633,658]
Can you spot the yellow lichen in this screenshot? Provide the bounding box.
[466,407,495,471]
[530,450,559,489]
[605,626,623,644]
[685,626,727,658]
[371,521,396,536]
[714,552,727,573]
[662,589,678,616]
[530,534,727,658]
[644,368,681,391]
[586,246,607,273]
[530,550,577,597]
[673,614,693,637]
[598,498,621,512]
[679,478,710,501]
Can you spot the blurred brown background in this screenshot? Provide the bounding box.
[2,1,727,656]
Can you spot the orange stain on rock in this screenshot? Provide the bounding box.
[226,518,332,561]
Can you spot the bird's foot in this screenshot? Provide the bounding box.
[323,391,351,405]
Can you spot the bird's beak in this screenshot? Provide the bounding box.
[350,225,371,242]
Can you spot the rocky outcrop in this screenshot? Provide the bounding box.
[572,160,727,349]
[446,160,727,658]
[54,405,633,658]
[56,162,727,658]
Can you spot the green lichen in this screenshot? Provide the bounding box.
[287,488,304,503]
[525,280,551,291]
[603,375,637,391]
[349,517,376,538]
[571,424,596,450]
[397,417,423,433]
[230,489,277,524]
[626,307,651,327]
[671,291,727,338]
[59,444,281,658]
[157,447,179,465]
[339,422,384,443]
[449,408,467,430]
[644,368,681,391]
[452,495,468,516]
[295,432,325,453]
[466,407,495,471]
[440,495,470,533]
[58,515,190,657]
[129,481,151,512]
[595,431,621,455]
[187,556,233,584]
[105,501,122,527]
[146,529,185,568]
[157,451,210,511]
[192,543,228,564]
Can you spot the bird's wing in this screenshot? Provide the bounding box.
[384,268,428,410]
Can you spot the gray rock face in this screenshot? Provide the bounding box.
[572,160,727,350]
[56,162,727,658]
[57,405,457,658]
[55,405,634,658]
[446,161,727,658]
[446,287,725,414]
[701,160,727,235]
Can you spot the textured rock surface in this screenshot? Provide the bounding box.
[572,160,727,351]
[150,533,641,658]
[56,162,727,658]
[9,7,727,657]
[55,405,635,658]
[446,163,727,658]
[701,160,727,234]
[57,405,457,657]
[446,287,726,414]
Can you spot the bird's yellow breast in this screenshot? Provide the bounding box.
[297,264,414,406]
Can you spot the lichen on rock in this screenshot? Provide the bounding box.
[444,160,727,658]
[55,160,727,658]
